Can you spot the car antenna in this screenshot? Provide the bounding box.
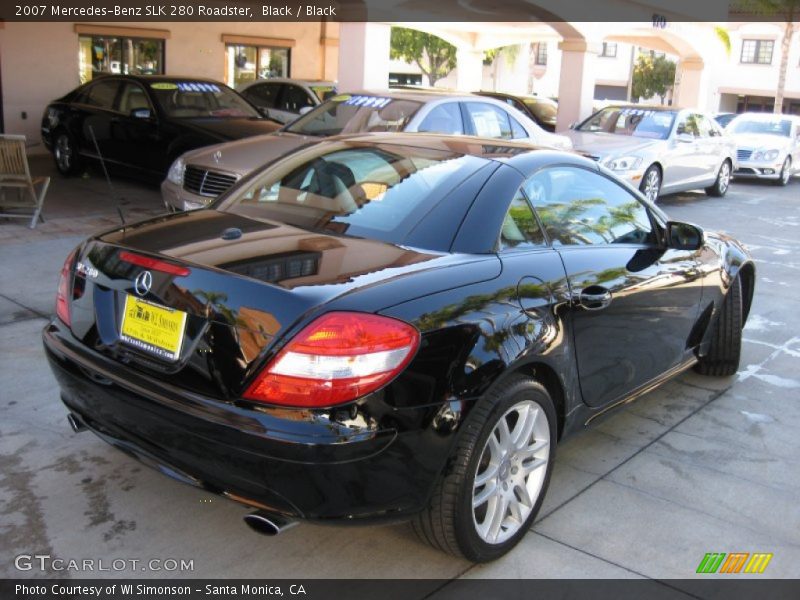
[87,125,126,225]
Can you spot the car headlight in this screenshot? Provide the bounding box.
[167,157,185,186]
[604,155,643,171]
[756,149,780,162]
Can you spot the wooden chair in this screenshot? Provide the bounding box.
[0,134,51,229]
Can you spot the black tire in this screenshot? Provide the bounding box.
[639,165,662,203]
[775,157,792,187]
[705,159,732,197]
[412,375,557,562]
[53,130,81,176]
[695,276,743,376]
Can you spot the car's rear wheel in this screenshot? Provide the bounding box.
[412,375,556,562]
[775,157,792,186]
[54,131,81,176]
[706,160,732,197]
[695,275,743,377]
[639,165,661,203]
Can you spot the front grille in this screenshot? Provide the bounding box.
[737,149,753,162]
[183,165,238,198]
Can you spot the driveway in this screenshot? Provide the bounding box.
[1,161,797,583]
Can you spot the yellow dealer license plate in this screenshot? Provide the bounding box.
[120,295,187,361]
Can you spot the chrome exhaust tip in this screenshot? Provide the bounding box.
[67,412,87,433]
[243,510,298,536]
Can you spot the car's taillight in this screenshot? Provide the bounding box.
[244,312,420,408]
[119,251,190,277]
[56,249,76,326]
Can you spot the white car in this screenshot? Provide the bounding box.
[728,112,800,186]
[162,89,572,211]
[237,78,337,124]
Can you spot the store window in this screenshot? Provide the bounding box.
[79,35,164,83]
[225,45,290,88]
[741,39,773,65]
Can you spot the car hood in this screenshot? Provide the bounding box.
[179,132,314,175]
[729,133,791,150]
[565,131,662,158]
[179,117,283,143]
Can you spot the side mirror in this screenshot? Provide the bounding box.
[299,106,313,116]
[666,221,704,251]
[569,122,577,130]
[676,132,694,144]
[130,108,152,119]
[257,106,271,118]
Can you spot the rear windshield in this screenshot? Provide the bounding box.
[284,95,422,136]
[216,141,486,245]
[578,107,677,140]
[149,81,260,118]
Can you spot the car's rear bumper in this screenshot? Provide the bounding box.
[43,320,444,523]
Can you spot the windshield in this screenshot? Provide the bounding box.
[578,107,677,140]
[217,141,485,244]
[523,98,557,122]
[284,95,423,136]
[149,81,260,118]
[730,118,791,137]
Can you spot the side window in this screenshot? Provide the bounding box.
[500,191,546,250]
[279,85,315,113]
[417,103,464,135]
[244,83,280,108]
[697,115,717,138]
[465,102,513,139]
[84,80,121,110]
[509,115,528,139]
[524,167,655,246]
[117,82,153,114]
[676,113,700,137]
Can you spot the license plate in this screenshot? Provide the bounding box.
[120,295,187,361]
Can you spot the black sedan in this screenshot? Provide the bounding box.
[477,91,559,131]
[43,133,754,562]
[41,75,282,180]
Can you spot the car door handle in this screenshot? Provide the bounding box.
[578,286,612,311]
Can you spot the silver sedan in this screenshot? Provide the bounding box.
[727,112,800,186]
[161,90,572,212]
[566,106,737,202]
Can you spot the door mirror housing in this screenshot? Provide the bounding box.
[676,132,694,144]
[130,108,152,120]
[299,106,314,116]
[666,221,704,251]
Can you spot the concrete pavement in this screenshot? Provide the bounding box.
[1,163,798,582]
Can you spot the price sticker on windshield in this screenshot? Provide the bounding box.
[343,95,392,108]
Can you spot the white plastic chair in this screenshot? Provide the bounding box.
[0,134,51,229]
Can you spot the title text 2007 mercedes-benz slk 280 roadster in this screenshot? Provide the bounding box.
[43,133,754,562]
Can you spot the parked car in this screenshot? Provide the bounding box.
[45,133,754,562]
[727,112,800,186]
[237,78,337,124]
[41,75,282,180]
[477,92,558,131]
[566,105,736,202]
[162,89,572,211]
[714,112,737,129]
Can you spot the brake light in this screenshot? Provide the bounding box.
[56,249,76,326]
[119,251,190,277]
[244,312,420,408]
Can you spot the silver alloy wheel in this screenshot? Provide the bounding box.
[718,161,731,194]
[781,158,791,185]
[55,134,72,172]
[472,400,550,545]
[642,168,660,202]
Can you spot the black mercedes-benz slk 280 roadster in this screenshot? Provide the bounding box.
[43,133,754,562]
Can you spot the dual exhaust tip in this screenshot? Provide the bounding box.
[67,414,297,537]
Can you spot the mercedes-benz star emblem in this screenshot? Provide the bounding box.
[212,150,222,163]
[134,271,153,296]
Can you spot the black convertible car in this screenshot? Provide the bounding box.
[41,75,281,180]
[43,134,754,562]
